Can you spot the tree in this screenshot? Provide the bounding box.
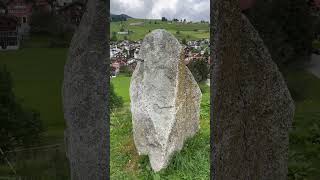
[0,65,43,152]
[110,83,123,110]
[119,66,132,77]
[182,38,187,45]
[111,32,118,41]
[161,17,167,21]
[30,10,60,35]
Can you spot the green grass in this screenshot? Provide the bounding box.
[111,18,210,41]
[313,40,320,49]
[110,74,210,179]
[111,74,131,103]
[286,70,320,180]
[0,47,69,177]
[0,48,67,138]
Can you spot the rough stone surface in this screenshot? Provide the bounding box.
[210,2,295,177]
[62,0,109,179]
[130,29,202,172]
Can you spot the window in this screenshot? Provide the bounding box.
[23,17,26,23]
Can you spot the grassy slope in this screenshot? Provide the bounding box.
[313,40,320,49]
[111,18,210,41]
[111,74,210,179]
[0,45,69,177]
[286,70,320,180]
[0,48,67,142]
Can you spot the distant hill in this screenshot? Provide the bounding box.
[111,18,210,41]
[111,14,132,22]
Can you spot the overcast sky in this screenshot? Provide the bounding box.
[111,0,210,22]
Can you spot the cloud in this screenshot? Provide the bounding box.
[110,0,210,21]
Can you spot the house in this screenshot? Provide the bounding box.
[33,0,52,12]
[310,0,320,11]
[56,0,73,7]
[0,1,6,14]
[133,48,139,59]
[6,0,32,36]
[58,1,85,26]
[310,0,320,7]
[0,15,20,50]
[111,62,120,76]
[7,0,32,24]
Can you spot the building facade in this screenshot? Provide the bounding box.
[0,15,20,50]
[6,0,32,36]
[56,0,73,7]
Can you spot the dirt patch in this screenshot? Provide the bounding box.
[121,137,140,173]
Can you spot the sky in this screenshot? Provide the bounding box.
[110,0,210,22]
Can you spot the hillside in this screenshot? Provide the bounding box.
[110,18,210,41]
[111,14,132,22]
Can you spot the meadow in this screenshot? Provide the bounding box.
[110,18,210,41]
[0,38,69,178]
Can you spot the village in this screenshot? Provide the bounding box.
[0,0,85,50]
[110,38,210,77]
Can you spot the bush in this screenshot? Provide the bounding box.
[111,32,118,42]
[0,65,43,152]
[30,11,56,34]
[182,38,187,45]
[119,66,132,76]
[110,83,123,110]
[187,58,209,83]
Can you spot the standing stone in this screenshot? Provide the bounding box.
[130,29,202,172]
[211,0,295,179]
[62,0,108,179]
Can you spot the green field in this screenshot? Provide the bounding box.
[0,44,69,178]
[313,40,320,49]
[111,74,210,179]
[111,18,210,41]
[286,70,320,179]
[1,48,68,143]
